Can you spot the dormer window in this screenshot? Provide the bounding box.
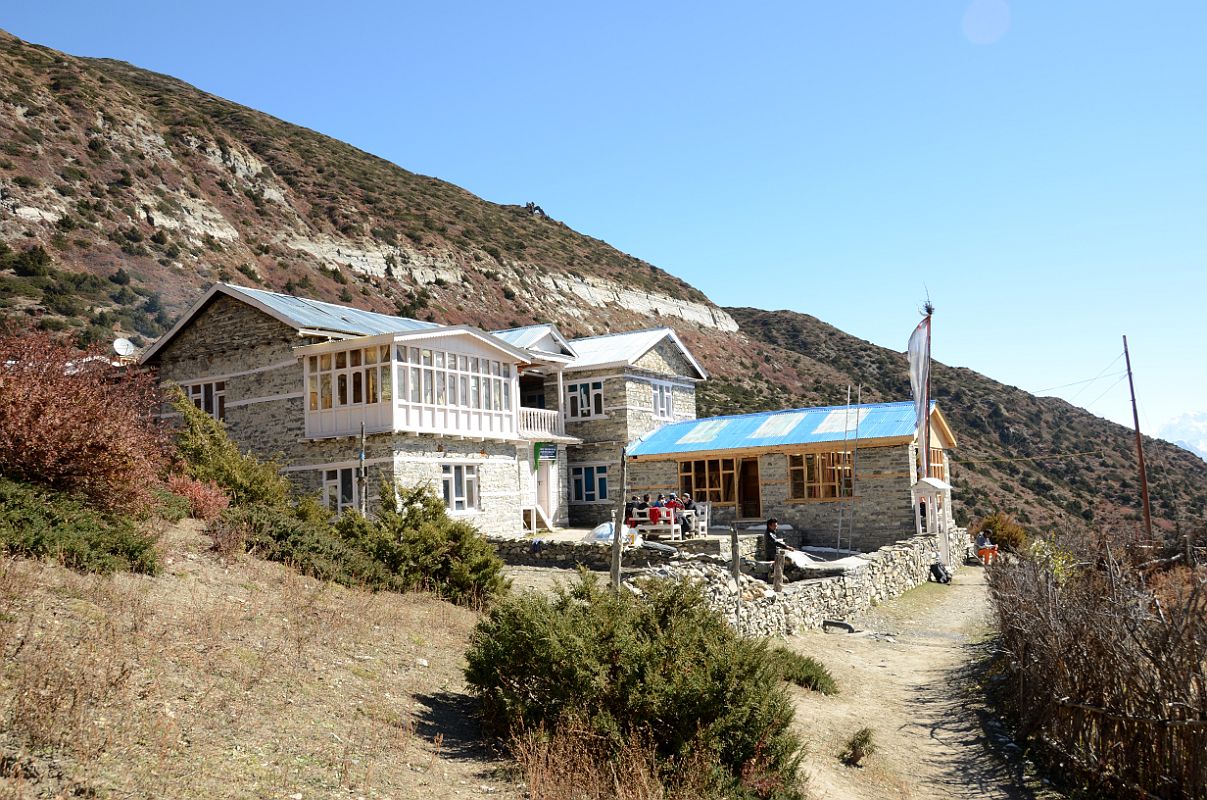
[566,381,604,419]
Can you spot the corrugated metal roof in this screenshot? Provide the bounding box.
[227,284,438,336]
[566,328,670,369]
[491,324,577,357]
[628,401,930,457]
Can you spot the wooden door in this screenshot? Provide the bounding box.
[738,458,761,519]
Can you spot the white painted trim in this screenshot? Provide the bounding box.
[226,391,304,409]
[280,456,396,473]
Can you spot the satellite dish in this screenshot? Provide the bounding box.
[113,338,135,357]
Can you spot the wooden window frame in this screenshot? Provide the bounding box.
[441,463,479,513]
[787,452,853,501]
[678,458,736,504]
[570,464,609,504]
[566,381,605,420]
[185,380,226,422]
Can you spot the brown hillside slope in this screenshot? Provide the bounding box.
[1,28,1202,536]
[727,306,1207,533]
[0,523,519,799]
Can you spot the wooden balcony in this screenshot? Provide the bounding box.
[518,407,565,439]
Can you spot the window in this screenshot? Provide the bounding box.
[787,452,853,500]
[679,458,736,503]
[651,382,673,419]
[566,381,604,419]
[570,465,609,503]
[308,346,391,411]
[441,464,479,512]
[322,467,358,513]
[395,346,512,412]
[186,380,226,421]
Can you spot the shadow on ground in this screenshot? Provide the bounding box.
[415,690,508,766]
[901,640,1053,799]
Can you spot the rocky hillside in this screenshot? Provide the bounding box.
[1,28,1203,535]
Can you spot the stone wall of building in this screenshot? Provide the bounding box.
[626,443,919,550]
[151,295,315,463]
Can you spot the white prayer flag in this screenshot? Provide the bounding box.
[908,316,931,479]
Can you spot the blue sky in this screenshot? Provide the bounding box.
[4,1,1205,437]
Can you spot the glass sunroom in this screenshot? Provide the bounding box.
[296,330,528,440]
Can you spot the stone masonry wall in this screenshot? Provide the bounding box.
[152,295,316,464]
[488,522,968,638]
[634,524,970,637]
[627,443,918,550]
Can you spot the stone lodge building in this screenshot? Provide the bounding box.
[142,283,704,535]
[625,401,958,553]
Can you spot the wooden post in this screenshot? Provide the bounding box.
[610,448,628,593]
[773,549,785,592]
[1123,336,1154,543]
[730,523,742,635]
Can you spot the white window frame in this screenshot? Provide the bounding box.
[570,463,609,504]
[185,380,227,421]
[322,467,358,514]
[651,381,674,420]
[397,347,512,412]
[441,463,479,513]
[307,345,392,412]
[566,380,605,420]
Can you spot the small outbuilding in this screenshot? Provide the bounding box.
[625,400,957,553]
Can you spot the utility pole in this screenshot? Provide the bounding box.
[1122,336,1153,543]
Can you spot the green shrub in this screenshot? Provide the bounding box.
[214,502,399,588]
[768,646,838,694]
[465,575,806,799]
[839,727,877,767]
[339,484,508,605]
[170,387,290,508]
[151,486,190,523]
[209,484,507,606]
[0,477,158,575]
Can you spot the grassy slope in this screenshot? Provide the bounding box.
[0,522,519,800]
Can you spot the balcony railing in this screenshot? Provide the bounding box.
[519,407,565,438]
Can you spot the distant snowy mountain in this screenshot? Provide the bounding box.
[1159,413,1207,462]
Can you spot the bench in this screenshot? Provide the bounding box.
[632,506,683,541]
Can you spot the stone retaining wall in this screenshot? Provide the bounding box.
[491,522,969,638]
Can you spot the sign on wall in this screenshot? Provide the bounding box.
[532,442,557,468]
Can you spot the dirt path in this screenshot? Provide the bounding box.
[785,566,1049,800]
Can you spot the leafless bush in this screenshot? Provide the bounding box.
[511,723,694,800]
[0,327,167,514]
[987,530,1207,798]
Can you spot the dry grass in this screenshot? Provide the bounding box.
[0,521,518,800]
[510,723,726,800]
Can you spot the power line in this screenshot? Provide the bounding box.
[954,449,1107,466]
[1067,351,1125,404]
[1083,373,1130,412]
[1032,370,1127,395]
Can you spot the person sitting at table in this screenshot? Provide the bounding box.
[665,493,685,535]
[975,529,999,565]
[680,493,695,512]
[765,518,794,558]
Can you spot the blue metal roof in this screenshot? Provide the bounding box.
[227,284,438,336]
[628,401,929,457]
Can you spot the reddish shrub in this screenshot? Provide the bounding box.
[166,474,230,522]
[0,327,168,514]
